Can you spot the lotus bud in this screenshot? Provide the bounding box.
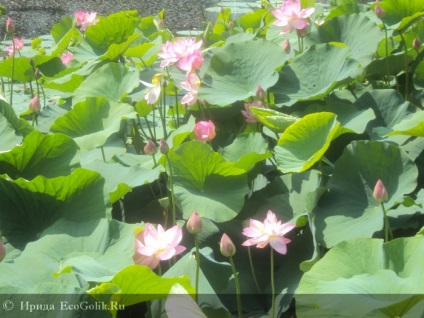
[186,211,202,234]
[220,233,236,257]
[144,139,157,156]
[29,95,41,113]
[159,138,169,154]
[34,68,40,78]
[6,17,15,34]
[412,38,421,50]
[256,85,266,101]
[375,3,385,19]
[193,120,216,142]
[282,39,291,54]
[0,239,5,262]
[373,179,388,203]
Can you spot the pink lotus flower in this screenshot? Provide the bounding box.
[373,179,388,203]
[29,95,41,113]
[140,74,163,104]
[186,210,202,235]
[6,17,15,34]
[241,100,264,124]
[193,120,216,142]
[74,11,99,31]
[180,72,201,106]
[242,210,296,255]
[272,0,315,34]
[144,139,157,156]
[158,38,204,72]
[133,223,186,269]
[61,52,74,65]
[220,233,236,257]
[6,37,24,57]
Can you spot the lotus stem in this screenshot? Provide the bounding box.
[247,246,262,295]
[381,202,392,242]
[194,234,200,303]
[165,154,176,225]
[229,255,242,318]
[270,247,275,318]
[399,33,409,100]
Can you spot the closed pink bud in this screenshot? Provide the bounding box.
[375,4,385,19]
[220,233,236,257]
[282,39,291,53]
[256,85,266,101]
[159,138,169,154]
[373,179,388,203]
[412,38,421,50]
[186,211,202,234]
[144,139,157,156]
[6,17,15,34]
[29,95,41,113]
[193,120,216,142]
[0,239,5,262]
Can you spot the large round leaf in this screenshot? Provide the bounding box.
[72,63,140,103]
[275,112,341,173]
[0,168,109,248]
[50,97,135,151]
[307,13,383,66]
[168,141,249,222]
[0,130,79,180]
[313,140,418,248]
[199,39,284,106]
[296,237,424,317]
[271,44,363,106]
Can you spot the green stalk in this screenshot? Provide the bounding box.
[160,83,168,140]
[144,115,155,141]
[270,248,275,318]
[194,234,200,303]
[384,26,390,84]
[157,263,162,318]
[381,202,393,242]
[229,256,242,318]
[247,246,262,295]
[10,39,16,107]
[100,146,107,163]
[399,33,410,100]
[165,154,176,225]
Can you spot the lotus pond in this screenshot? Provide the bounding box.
[0,0,424,317]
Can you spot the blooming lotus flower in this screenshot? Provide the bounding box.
[272,0,315,34]
[242,210,296,255]
[74,11,99,31]
[28,95,41,113]
[133,223,186,269]
[180,72,201,106]
[241,100,264,124]
[6,17,15,34]
[6,37,24,57]
[193,120,216,142]
[140,74,163,104]
[373,179,388,203]
[61,52,74,65]
[220,233,236,257]
[158,38,203,72]
[186,210,202,235]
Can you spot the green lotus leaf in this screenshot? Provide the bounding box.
[314,140,418,248]
[82,157,162,203]
[275,112,341,173]
[168,141,249,222]
[222,132,272,171]
[0,130,79,180]
[0,97,33,152]
[72,62,140,103]
[199,39,284,106]
[377,0,424,27]
[50,97,135,151]
[249,107,299,133]
[272,44,363,106]
[24,218,139,283]
[85,13,138,54]
[0,56,35,82]
[0,168,109,248]
[88,265,195,316]
[296,237,424,317]
[387,111,424,137]
[308,13,383,66]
